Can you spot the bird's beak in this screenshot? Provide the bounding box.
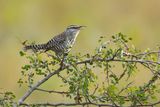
[79,26,86,29]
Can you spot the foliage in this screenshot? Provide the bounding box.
[1,33,160,107]
[0,91,15,107]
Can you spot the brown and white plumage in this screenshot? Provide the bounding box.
[24,25,85,56]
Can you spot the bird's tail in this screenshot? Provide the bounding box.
[23,44,46,52]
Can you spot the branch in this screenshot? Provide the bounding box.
[20,102,119,107]
[76,57,160,65]
[18,67,65,105]
[57,73,68,83]
[36,88,69,94]
[136,51,160,56]
[18,53,160,106]
[19,101,160,107]
[91,84,99,96]
[118,82,133,95]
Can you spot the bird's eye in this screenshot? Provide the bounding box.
[71,27,77,29]
[67,25,80,29]
[68,27,76,29]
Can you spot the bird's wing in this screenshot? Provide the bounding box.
[45,32,66,50]
[53,32,66,44]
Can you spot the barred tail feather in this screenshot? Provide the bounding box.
[23,44,46,52]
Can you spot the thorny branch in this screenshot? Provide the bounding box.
[18,51,160,106]
[17,35,160,107]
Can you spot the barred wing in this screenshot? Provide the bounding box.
[45,32,67,53]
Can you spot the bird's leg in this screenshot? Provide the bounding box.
[60,53,68,68]
[63,53,68,63]
[46,52,62,62]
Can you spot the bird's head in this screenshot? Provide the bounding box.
[66,25,86,32]
[65,25,86,37]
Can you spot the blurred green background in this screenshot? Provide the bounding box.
[0,0,160,103]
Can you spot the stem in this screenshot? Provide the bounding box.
[18,67,64,105]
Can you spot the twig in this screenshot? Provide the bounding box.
[36,88,69,94]
[17,100,160,107]
[118,82,133,95]
[57,74,68,83]
[76,57,160,65]
[136,51,160,57]
[92,84,99,96]
[103,92,118,107]
[20,102,119,107]
[18,67,65,105]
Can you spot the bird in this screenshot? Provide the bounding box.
[24,25,85,57]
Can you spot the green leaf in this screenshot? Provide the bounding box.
[19,51,25,56]
[22,65,31,71]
